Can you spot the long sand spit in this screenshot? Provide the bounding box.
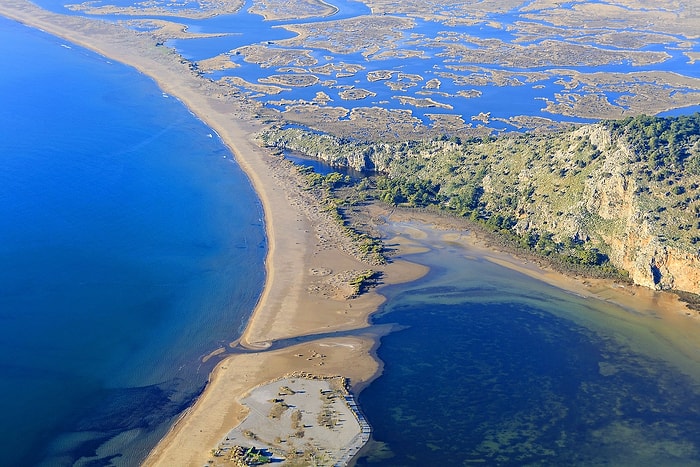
[0,2,426,464]
[3,1,700,465]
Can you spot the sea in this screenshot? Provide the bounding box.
[0,16,265,466]
[4,4,700,467]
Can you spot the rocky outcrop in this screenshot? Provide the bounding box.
[479,123,700,293]
[258,115,700,294]
[615,236,700,291]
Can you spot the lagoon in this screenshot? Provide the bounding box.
[32,0,700,133]
[357,223,700,465]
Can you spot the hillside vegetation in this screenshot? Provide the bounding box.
[259,114,700,293]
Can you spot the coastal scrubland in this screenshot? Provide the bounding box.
[260,113,700,294]
[3,0,700,464]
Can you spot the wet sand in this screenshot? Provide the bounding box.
[383,208,696,316]
[3,1,700,465]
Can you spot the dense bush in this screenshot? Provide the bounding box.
[263,113,700,278]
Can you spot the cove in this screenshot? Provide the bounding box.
[356,222,700,466]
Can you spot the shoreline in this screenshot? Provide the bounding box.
[0,2,426,464]
[3,2,700,465]
[380,207,698,319]
[377,206,700,378]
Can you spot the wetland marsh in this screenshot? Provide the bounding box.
[42,0,700,138]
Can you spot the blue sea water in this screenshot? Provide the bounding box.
[7,3,700,465]
[0,17,265,466]
[356,226,700,466]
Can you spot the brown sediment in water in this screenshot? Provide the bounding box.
[377,206,700,379]
[0,2,424,464]
[3,1,700,465]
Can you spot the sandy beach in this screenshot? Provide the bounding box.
[0,1,425,463]
[4,1,700,465]
[379,207,698,320]
[144,336,379,466]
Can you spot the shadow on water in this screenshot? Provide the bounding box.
[39,378,206,466]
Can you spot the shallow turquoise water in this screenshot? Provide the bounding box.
[356,227,700,466]
[0,17,265,466]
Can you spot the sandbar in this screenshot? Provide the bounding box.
[3,2,700,465]
[0,2,423,464]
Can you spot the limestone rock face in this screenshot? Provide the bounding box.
[478,124,700,293]
[525,126,700,293]
[627,242,700,291]
[259,117,700,294]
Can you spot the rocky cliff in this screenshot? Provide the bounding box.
[259,114,700,293]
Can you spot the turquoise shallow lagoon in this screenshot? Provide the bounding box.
[356,224,700,466]
[0,17,264,466]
